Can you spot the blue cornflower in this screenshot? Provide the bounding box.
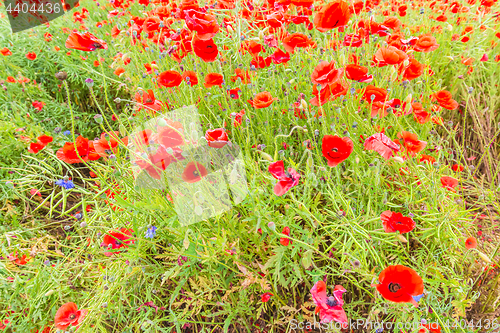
[63,130,71,136]
[145,226,157,239]
[55,179,75,190]
[412,293,425,302]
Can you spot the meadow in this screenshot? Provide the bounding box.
[0,0,500,331]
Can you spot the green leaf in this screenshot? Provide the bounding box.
[183,229,191,250]
[301,250,314,270]
[224,313,236,333]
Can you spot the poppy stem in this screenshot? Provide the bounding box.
[273,125,307,160]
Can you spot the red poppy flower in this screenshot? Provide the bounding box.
[65,31,108,51]
[282,33,316,54]
[382,17,401,30]
[232,109,245,127]
[251,56,272,69]
[248,91,276,109]
[268,160,301,196]
[270,49,291,64]
[182,70,199,86]
[373,265,424,306]
[380,211,416,234]
[373,46,408,66]
[452,164,464,172]
[345,64,372,82]
[412,103,430,124]
[364,133,400,160]
[280,226,292,246]
[204,73,224,88]
[397,131,427,156]
[158,70,183,88]
[205,128,229,148]
[0,47,12,56]
[413,34,439,52]
[240,40,263,56]
[38,135,54,146]
[261,292,273,302]
[135,146,175,180]
[419,155,436,164]
[134,89,163,113]
[310,281,348,324]
[26,52,37,60]
[440,176,459,192]
[181,161,208,183]
[114,67,125,76]
[431,90,458,110]
[54,302,88,330]
[465,237,477,249]
[185,10,219,40]
[132,129,153,148]
[310,81,348,106]
[192,35,218,62]
[311,61,343,88]
[57,136,100,164]
[29,142,45,154]
[101,228,135,256]
[7,252,29,265]
[322,135,353,167]
[230,68,252,84]
[362,85,388,103]
[32,101,45,111]
[93,131,128,157]
[343,32,367,48]
[432,116,444,126]
[313,0,351,32]
[155,124,184,148]
[402,58,424,81]
[227,88,241,99]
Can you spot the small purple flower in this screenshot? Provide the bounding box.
[85,78,94,88]
[145,226,157,239]
[55,179,75,190]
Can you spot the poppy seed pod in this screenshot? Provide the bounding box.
[55,71,68,81]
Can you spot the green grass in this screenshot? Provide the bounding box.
[0,0,499,331]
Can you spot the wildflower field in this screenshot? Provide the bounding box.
[1,0,500,331]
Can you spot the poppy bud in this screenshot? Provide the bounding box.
[55,71,68,81]
[405,94,412,105]
[259,30,265,41]
[390,66,398,81]
[339,52,345,65]
[94,114,103,124]
[257,150,274,162]
[392,156,404,163]
[477,251,492,263]
[300,99,308,109]
[44,289,55,296]
[157,118,168,127]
